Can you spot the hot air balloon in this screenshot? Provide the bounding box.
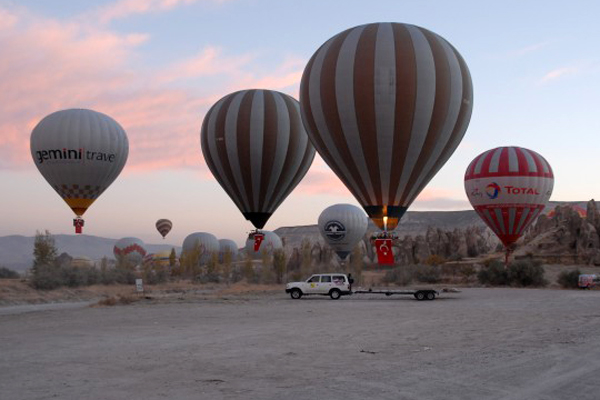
[318,204,368,262]
[218,239,239,262]
[181,232,220,265]
[300,23,473,233]
[156,219,173,239]
[245,230,282,259]
[201,89,316,231]
[30,109,129,233]
[464,146,554,263]
[113,237,147,266]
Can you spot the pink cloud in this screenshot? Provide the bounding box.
[0,5,310,173]
[95,0,219,23]
[540,66,579,83]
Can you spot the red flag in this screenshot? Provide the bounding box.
[253,233,265,252]
[375,238,394,265]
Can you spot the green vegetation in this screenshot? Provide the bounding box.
[0,266,20,279]
[477,259,547,287]
[557,269,581,289]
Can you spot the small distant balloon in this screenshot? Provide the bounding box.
[156,219,173,239]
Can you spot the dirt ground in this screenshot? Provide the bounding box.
[1,287,600,400]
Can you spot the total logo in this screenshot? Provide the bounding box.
[486,183,501,199]
[324,221,346,241]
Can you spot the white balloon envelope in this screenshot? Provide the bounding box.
[318,204,368,261]
[30,109,129,233]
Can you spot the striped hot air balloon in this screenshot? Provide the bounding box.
[201,89,316,230]
[464,146,554,260]
[155,219,173,239]
[300,23,473,231]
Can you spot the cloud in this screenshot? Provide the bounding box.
[95,0,219,23]
[539,66,579,84]
[509,41,550,57]
[0,5,308,173]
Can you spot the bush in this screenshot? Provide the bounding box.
[382,266,415,286]
[477,260,509,286]
[425,254,446,266]
[0,266,20,279]
[143,268,169,285]
[558,269,581,289]
[30,265,63,290]
[477,259,547,287]
[507,260,547,287]
[415,264,442,283]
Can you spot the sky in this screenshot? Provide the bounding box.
[1,0,599,248]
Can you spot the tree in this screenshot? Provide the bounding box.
[349,244,363,285]
[272,249,286,284]
[32,230,58,271]
[169,248,177,268]
[300,239,312,277]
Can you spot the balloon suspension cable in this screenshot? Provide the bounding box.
[505,247,512,268]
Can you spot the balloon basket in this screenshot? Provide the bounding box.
[73,218,84,234]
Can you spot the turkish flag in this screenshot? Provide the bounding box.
[375,239,394,265]
[253,233,265,252]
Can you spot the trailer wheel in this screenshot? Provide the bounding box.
[290,289,302,299]
[329,289,341,300]
[415,291,426,301]
[426,292,435,300]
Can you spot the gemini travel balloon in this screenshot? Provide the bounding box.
[300,22,473,232]
[30,109,129,233]
[464,146,554,261]
[201,89,316,230]
[318,204,368,261]
[156,219,173,239]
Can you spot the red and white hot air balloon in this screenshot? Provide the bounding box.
[464,146,554,263]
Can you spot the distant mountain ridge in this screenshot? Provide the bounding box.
[0,234,180,273]
[0,201,588,273]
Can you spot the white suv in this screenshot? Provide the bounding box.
[285,273,352,300]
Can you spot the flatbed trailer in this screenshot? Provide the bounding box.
[351,287,458,301]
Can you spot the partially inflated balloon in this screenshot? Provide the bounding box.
[201,89,315,230]
[156,219,172,238]
[30,109,128,232]
[182,232,220,265]
[464,146,554,249]
[318,204,368,261]
[114,237,147,265]
[218,239,239,260]
[300,23,473,231]
[245,230,282,259]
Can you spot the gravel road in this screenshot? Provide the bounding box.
[1,288,600,400]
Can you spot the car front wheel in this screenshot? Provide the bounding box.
[290,289,302,299]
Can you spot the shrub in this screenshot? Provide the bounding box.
[459,265,477,282]
[30,265,63,290]
[557,269,581,289]
[477,260,509,286]
[507,260,547,287]
[382,266,415,286]
[0,266,20,279]
[415,264,441,284]
[425,254,446,266]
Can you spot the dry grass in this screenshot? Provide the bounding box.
[94,294,141,307]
